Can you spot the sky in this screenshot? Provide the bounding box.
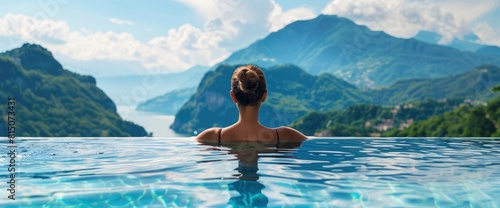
[0,0,499,77]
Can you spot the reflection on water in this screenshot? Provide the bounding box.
[228,147,268,207]
[201,141,304,207]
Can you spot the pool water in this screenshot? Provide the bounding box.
[1,137,499,207]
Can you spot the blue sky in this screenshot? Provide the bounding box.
[0,0,499,77]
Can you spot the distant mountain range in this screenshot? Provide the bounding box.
[476,46,500,57]
[136,87,196,115]
[221,15,500,88]
[290,65,500,137]
[135,15,500,117]
[412,30,486,52]
[96,65,210,106]
[0,44,148,137]
[413,30,500,58]
[170,64,369,134]
[367,65,500,105]
[169,14,500,135]
[171,64,500,135]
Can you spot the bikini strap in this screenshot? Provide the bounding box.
[217,128,222,147]
[275,128,280,148]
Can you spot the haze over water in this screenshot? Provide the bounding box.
[117,105,187,137]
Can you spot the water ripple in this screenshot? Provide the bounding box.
[0,137,499,207]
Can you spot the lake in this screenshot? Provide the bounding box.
[117,106,187,137]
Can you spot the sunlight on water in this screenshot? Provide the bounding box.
[0,137,499,207]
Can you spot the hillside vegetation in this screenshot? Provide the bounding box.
[0,44,148,137]
[290,99,470,136]
[172,64,499,135]
[171,64,368,134]
[384,86,500,137]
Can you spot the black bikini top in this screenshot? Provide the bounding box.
[217,128,280,147]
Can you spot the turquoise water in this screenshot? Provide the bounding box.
[1,137,499,207]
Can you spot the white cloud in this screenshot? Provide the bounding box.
[55,31,144,61]
[1,0,319,74]
[0,1,294,74]
[473,22,500,46]
[178,0,315,50]
[433,0,499,25]
[0,13,69,44]
[0,14,221,72]
[0,14,144,60]
[186,0,276,48]
[269,3,316,32]
[145,24,229,69]
[321,0,500,44]
[322,0,464,43]
[2,0,500,76]
[176,0,221,20]
[109,18,133,26]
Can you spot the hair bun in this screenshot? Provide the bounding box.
[237,68,260,93]
[231,65,267,106]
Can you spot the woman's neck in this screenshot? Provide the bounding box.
[236,105,260,125]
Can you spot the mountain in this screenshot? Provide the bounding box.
[172,64,500,135]
[476,46,500,57]
[384,95,500,137]
[170,64,369,134]
[412,30,442,45]
[290,99,469,137]
[413,30,486,52]
[96,65,210,106]
[0,43,148,137]
[136,87,196,115]
[222,15,500,88]
[367,65,500,105]
[292,65,500,136]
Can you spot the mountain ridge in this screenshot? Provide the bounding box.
[171,64,500,135]
[170,64,368,134]
[0,43,149,137]
[221,15,500,88]
[413,30,486,52]
[136,87,196,115]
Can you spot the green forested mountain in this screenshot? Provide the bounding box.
[367,65,500,105]
[384,87,500,137]
[171,64,369,134]
[0,43,148,137]
[172,64,500,135]
[290,65,500,137]
[222,15,500,88]
[290,99,470,137]
[136,87,196,115]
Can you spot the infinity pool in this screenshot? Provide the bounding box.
[1,137,499,207]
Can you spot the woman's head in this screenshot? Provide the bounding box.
[231,65,267,106]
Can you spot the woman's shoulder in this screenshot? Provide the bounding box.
[195,127,221,142]
[275,126,308,141]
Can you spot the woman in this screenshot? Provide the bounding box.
[196,65,307,146]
